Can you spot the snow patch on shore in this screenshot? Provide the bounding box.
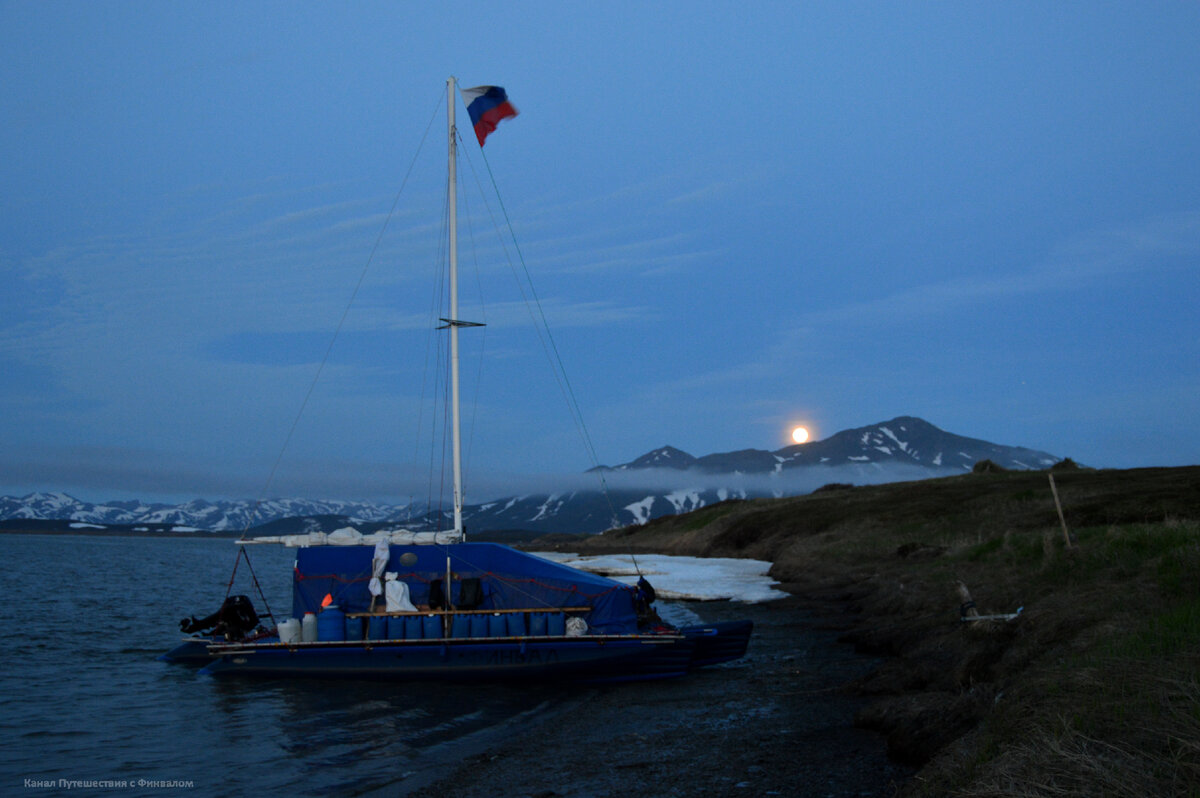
[534,552,786,603]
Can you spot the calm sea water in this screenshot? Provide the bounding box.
[0,535,588,797]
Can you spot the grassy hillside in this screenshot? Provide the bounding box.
[558,465,1200,797]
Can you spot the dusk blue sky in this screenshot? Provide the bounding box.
[2,2,1198,505]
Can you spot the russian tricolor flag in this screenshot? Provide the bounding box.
[461,85,518,146]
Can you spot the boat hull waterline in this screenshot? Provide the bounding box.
[161,620,751,684]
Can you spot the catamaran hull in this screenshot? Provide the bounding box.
[194,635,697,684]
[159,638,220,665]
[680,620,754,667]
[164,620,753,681]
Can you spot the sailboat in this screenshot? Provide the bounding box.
[159,78,752,683]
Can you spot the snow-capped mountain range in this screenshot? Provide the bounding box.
[0,494,407,532]
[1,416,1060,536]
[597,415,1057,474]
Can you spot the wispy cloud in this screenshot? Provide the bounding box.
[794,210,1200,330]
[665,178,744,206]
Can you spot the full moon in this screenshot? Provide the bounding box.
[791,426,810,444]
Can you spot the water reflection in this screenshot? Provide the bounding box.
[204,676,577,794]
[0,536,579,796]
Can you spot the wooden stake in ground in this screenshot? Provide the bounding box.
[1048,472,1072,549]
[956,581,980,619]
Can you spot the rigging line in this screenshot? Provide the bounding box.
[224,546,243,597]
[237,89,445,540]
[470,145,629,542]
[461,156,576,461]
[238,545,276,623]
[419,178,452,522]
[466,146,598,465]
[425,315,448,522]
[434,188,456,530]
[438,347,453,530]
[428,223,453,533]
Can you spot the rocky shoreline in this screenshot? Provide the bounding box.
[415,593,913,798]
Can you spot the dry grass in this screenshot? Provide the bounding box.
[950,675,1200,798]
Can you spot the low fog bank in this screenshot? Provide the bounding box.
[466,462,966,504]
[4,449,965,509]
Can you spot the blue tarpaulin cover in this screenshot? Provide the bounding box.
[293,542,639,634]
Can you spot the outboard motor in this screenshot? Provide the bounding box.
[180,595,260,640]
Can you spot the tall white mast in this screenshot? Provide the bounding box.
[447,76,464,537]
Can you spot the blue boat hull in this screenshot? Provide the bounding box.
[194,635,697,684]
[158,637,222,664]
[163,620,753,683]
[680,620,754,667]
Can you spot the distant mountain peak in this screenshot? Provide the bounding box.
[606,416,1058,477]
[606,445,698,471]
[2,415,1061,537]
[772,415,1058,472]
